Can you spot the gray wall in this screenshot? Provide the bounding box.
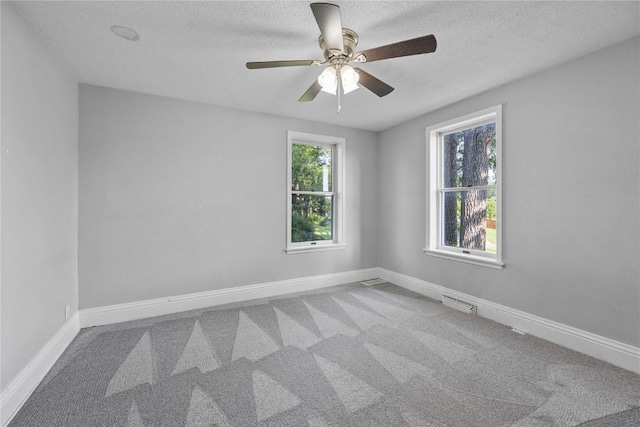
[1,2,79,390]
[78,85,378,308]
[3,2,637,395]
[378,37,640,347]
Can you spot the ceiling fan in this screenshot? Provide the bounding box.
[246,2,437,111]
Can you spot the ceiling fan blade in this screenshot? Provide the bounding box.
[354,68,394,97]
[246,60,318,69]
[299,80,322,102]
[310,3,344,54]
[356,34,437,63]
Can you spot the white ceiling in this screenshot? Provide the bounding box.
[13,1,640,131]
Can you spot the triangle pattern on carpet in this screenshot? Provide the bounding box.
[302,300,359,339]
[198,309,240,364]
[173,320,219,375]
[370,289,449,316]
[274,306,321,349]
[106,331,154,397]
[271,298,324,339]
[243,304,284,348]
[444,321,497,349]
[363,342,432,384]
[350,292,416,323]
[331,296,396,331]
[231,311,280,361]
[127,399,144,427]
[409,328,476,363]
[252,370,302,422]
[313,354,383,413]
[185,386,231,427]
[149,318,196,381]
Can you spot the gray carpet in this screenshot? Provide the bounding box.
[9,282,640,426]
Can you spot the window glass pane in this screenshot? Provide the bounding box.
[441,189,497,253]
[291,143,332,192]
[442,122,497,188]
[291,194,333,242]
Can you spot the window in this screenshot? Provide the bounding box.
[286,131,346,253]
[425,105,503,268]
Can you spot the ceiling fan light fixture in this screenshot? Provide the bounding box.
[341,65,360,94]
[318,65,360,96]
[318,66,337,94]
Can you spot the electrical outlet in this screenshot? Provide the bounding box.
[65,305,70,320]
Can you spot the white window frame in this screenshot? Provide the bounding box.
[424,105,504,269]
[286,131,346,254]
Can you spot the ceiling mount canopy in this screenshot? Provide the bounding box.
[246,2,437,113]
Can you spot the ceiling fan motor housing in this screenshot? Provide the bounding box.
[319,28,359,62]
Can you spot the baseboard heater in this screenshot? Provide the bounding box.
[442,295,477,315]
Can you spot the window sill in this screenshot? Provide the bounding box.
[286,244,348,254]
[423,248,505,270]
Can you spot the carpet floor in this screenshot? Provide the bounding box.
[9,282,640,426]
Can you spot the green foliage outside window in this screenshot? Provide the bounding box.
[291,143,333,242]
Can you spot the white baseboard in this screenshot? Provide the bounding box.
[1,313,80,427]
[2,269,378,424]
[8,267,635,427]
[378,268,640,374]
[80,268,379,328]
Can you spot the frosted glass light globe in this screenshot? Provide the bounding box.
[318,67,337,94]
[340,65,360,94]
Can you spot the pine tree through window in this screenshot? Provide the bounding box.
[425,105,503,268]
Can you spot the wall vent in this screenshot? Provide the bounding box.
[360,278,387,286]
[442,295,477,315]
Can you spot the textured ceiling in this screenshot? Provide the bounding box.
[12,1,640,131]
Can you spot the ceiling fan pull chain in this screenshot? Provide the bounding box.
[337,67,342,113]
